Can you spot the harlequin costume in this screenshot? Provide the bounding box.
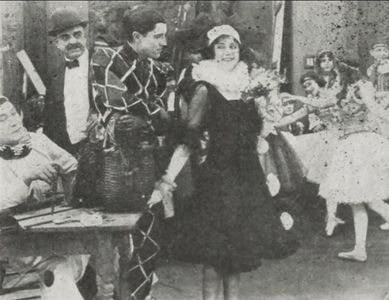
[88,41,173,299]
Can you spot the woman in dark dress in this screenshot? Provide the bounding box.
[148,25,298,300]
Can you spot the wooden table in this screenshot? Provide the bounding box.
[0,205,141,300]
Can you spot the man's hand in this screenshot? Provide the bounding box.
[20,162,59,186]
[86,112,99,133]
[115,115,148,132]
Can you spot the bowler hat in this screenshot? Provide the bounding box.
[48,8,88,36]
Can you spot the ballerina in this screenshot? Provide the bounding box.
[318,80,389,262]
[269,72,345,236]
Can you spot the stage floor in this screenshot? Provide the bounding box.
[154,193,389,300]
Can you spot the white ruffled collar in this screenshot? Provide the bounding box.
[191,60,250,100]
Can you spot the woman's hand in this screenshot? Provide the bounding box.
[147,189,164,208]
[147,175,177,208]
[20,162,59,186]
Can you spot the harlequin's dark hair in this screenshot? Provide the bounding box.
[122,6,165,42]
[0,96,8,106]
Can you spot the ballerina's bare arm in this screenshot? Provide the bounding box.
[275,106,309,128]
[283,93,336,109]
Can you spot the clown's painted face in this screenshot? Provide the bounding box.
[0,100,29,146]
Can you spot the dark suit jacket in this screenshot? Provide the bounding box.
[43,54,94,155]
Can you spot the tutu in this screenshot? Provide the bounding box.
[319,132,389,204]
[283,130,339,184]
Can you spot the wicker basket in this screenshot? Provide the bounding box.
[97,142,156,212]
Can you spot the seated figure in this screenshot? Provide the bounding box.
[0,96,88,300]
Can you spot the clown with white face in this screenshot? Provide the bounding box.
[0,96,89,300]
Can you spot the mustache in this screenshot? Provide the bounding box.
[66,43,83,51]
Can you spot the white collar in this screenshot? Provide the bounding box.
[192,60,250,100]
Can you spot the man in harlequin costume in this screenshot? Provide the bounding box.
[90,6,173,300]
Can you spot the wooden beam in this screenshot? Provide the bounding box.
[1,1,25,109]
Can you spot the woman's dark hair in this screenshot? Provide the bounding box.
[314,51,338,89]
[315,51,336,71]
[299,72,326,88]
[122,6,165,42]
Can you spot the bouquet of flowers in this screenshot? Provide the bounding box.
[243,67,288,100]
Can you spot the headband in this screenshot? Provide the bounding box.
[207,25,241,46]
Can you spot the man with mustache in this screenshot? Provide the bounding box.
[42,8,97,300]
[43,7,95,157]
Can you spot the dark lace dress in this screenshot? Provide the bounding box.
[172,80,299,274]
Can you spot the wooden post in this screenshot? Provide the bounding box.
[0,1,3,95]
[23,1,48,95]
[1,1,25,109]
